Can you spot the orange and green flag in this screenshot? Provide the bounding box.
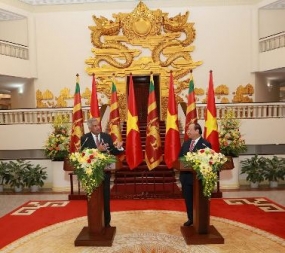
[184,70,198,141]
[90,73,100,122]
[109,79,125,161]
[70,74,84,153]
[126,74,143,169]
[164,71,181,169]
[145,74,163,170]
[204,70,220,152]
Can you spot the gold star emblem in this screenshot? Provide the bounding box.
[166,110,179,132]
[127,111,139,134]
[205,110,218,138]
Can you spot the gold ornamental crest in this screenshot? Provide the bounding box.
[119,2,163,41]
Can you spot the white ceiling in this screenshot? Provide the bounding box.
[258,0,285,9]
[18,0,135,4]
[13,0,285,9]
[0,9,26,21]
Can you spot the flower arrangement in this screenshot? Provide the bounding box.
[180,148,227,198]
[219,110,247,157]
[69,148,117,198]
[44,114,70,161]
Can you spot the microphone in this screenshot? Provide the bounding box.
[202,143,209,148]
[81,137,89,150]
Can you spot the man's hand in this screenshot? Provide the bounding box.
[115,141,123,150]
[97,142,109,152]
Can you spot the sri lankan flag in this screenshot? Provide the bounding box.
[70,74,84,153]
[184,70,198,141]
[109,79,125,161]
[145,74,163,170]
[126,74,143,169]
[90,73,100,123]
[164,71,181,169]
[204,70,220,152]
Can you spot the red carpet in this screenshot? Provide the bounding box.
[0,198,284,249]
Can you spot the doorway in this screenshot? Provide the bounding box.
[126,75,160,122]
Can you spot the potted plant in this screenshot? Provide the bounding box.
[262,156,285,188]
[0,161,10,192]
[7,160,28,192]
[219,110,247,158]
[240,154,267,188]
[44,114,70,161]
[24,163,48,192]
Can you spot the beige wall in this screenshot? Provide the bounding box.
[0,1,284,108]
[259,47,285,72]
[255,73,280,102]
[259,9,285,38]
[1,3,259,106]
[10,79,35,108]
[0,19,28,45]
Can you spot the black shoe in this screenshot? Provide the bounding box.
[183,220,193,226]
[105,223,111,227]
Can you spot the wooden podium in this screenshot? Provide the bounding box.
[74,174,116,246]
[174,160,224,245]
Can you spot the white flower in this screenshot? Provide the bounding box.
[69,148,116,198]
[180,147,227,198]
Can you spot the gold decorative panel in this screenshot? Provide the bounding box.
[85,1,202,120]
[36,1,253,111]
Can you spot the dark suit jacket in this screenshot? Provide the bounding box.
[179,137,212,184]
[179,137,212,157]
[80,132,123,156]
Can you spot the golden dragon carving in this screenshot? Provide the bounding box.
[152,11,197,80]
[89,16,133,68]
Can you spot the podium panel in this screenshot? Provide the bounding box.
[174,160,224,245]
[74,183,116,246]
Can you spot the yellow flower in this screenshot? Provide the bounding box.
[180,147,227,198]
[85,167,93,175]
[69,148,117,198]
[219,110,247,157]
[44,115,70,161]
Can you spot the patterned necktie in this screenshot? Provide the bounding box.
[189,140,195,152]
[95,135,100,147]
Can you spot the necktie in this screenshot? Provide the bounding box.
[189,140,195,152]
[95,135,100,147]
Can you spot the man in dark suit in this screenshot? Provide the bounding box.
[80,117,123,227]
[179,122,211,226]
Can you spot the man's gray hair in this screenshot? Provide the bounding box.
[87,117,99,128]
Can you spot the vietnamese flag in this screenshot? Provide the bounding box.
[184,70,198,141]
[164,71,181,168]
[70,74,84,153]
[126,74,143,169]
[145,73,163,170]
[90,73,100,122]
[204,70,220,152]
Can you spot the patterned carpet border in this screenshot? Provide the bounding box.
[2,210,285,253]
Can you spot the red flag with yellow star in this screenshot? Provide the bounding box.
[145,73,163,170]
[184,70,198,141]
[70,74,84,153]
[126,74,143,169]
[204,70,220,152]
[164,71,181,168]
